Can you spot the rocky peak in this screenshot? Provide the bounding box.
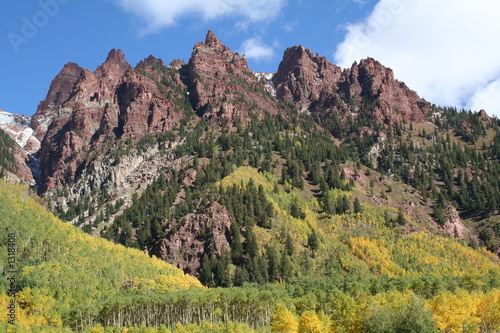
[0,110,38,185]
[478,109,491,122]
[205,30,222,48]
[136,55,165,70]
[339,57,430,123]
[35,49,187,192]
[95,49,132,84]
[0,110,40,155]
[106,48,126,63]
[31,62,84,141]
[273,44,430,124]
[168,59,187,71]
[188,31,279,122]
[273,45,342,111]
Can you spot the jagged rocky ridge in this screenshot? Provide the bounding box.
[5,31,487,274]
[272,46,430,123]
[3,30,433,193]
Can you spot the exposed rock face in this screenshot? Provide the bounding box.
[151,202,232,276]
[339,58,429,124]
[272,46,342,112]
[273,47,430,125]
[32,31,433,193]
[478,109,491,122]
[441,205,467,239]
[136,55,165,70]
[188,30,279,123]
[94,49,132,85]
[35,50,188,191]
[31,62,84,141]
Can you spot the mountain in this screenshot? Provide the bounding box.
[0,109,40,154]
[188,30,281,122]
[272,46,429,124]
[0,110,37,184]
[32,49,188,192]
[1,30,500,332]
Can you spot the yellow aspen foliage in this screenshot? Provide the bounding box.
[218,166,273,191]
[271,304,298,333]
[347,237,405,276]
[429,290,481,333]
[298,310,328,333]
[90,324,106,333]
[15,287,63,328]
[328,292,362,333]
[476,289,500,332]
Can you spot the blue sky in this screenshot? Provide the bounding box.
[1,0,500,117]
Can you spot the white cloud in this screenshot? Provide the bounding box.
[334,0,500,116]
[113,0,285,33]
[239,37,275,61]
[468,78,500,114]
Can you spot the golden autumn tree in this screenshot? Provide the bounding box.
[429,290,481,333]
[298,310,328,333]
[328,291,361,333]
[476,289,500,332]
[271,304,298,333]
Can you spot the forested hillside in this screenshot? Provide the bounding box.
[0,127,17,177]
[1,32,500,332]
[1,161,500,332]
[0,180,201,332]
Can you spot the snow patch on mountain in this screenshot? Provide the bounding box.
[254,72,277,97]
[0,109,40,154]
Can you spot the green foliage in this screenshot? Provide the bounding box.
[353,197,363,214]
[0,180,201,330]
[0,127,17,174]
[12,98,500,332]
[308,230,320,254]
[290,196,306,219]
[361,294,437,333]
[104,171,180,248]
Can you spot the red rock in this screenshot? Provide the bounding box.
[273,47,430,125]
[95,49,132,86]
[478,109,491,122]
[188,30,279,123]
[31,62,84,141]
[33,33,434,192]
[136,55,165,70]
[150,202,232,276]
[339,58,429,124]
[273,46,343,111]
[35,50,187,191]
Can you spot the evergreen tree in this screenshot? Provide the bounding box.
[321,191,336,216]
[397,209,407,226]
[353,197,363,214]
[230,223,243,265]
[267,245,280,281]
[308,229,320,256]
[290,197,306,219]
[285,233,295,256]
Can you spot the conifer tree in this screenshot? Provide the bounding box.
[353,197,363,214]
[285,233,295,256]
[308,230,320,256]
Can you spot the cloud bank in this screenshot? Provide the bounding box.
[239,37,275,61]
[113,0,285,32]
[334,0,500,115]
